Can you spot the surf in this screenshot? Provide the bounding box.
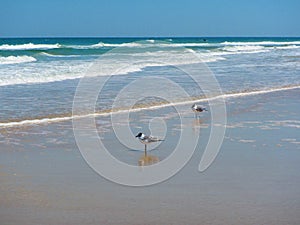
[0,43,61,50]
[0,55,36,65]
[1,85,299,128]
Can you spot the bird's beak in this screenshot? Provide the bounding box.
[135,135,138,138]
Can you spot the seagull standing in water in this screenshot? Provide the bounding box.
[135,132,164,156]
[192,104,207,118]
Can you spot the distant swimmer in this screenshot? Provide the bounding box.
[191,104,208,118]
[203,39,207,42]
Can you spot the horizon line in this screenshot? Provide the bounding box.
[1,35,300,39]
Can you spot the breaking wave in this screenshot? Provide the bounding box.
[0,43,60,50]
[0,55,36,65]
[0,85,299,128]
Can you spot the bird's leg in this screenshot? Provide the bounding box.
[144,144,147,157]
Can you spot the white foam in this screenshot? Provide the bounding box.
[2,41,299,51]
[0,49,224,86]
[274,45,300,50]
[221,41,300,46]
[0,117,72,127]
[161,43,213,47]
[1,85,299,128]
[195,45,271,58]
[281,138,297,142]
[77,42,214,49]
[30,40,300,55]
[213,86,300,99]
[39,52,81,58]
[91,42,142,48]
[267,120,300,128]
[77,40,300,49]
[0,60,90,86]
[0,43,60,50]
[239,139,256,143]
[222,45,268,53]
[0,73,84,86]
[0,55,36,65]
[0,40,299,86]
[85,49,224,76]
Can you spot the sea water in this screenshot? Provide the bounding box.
[1,38,300,224]
[0,37,299,125]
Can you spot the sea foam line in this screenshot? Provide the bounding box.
[71,40,300,49]
[0,55,36,65]
[0,85,299,128]
[221,41,300,46]
[1,41,299,51]
[0,43,60,50]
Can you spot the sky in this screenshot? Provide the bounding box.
[1,0,299,37]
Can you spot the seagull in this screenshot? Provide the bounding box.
[192,104,207,118]
[135,132,164,156]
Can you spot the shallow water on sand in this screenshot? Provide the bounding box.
[1,88,300,225]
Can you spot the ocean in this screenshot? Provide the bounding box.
[1,37,300,224]
[0,37,300,126]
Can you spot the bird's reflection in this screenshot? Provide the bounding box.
[192,118,203,133]
[193,118,203,125]
[138,154,160,166]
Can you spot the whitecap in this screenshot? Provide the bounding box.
[221,41,300,46]
[0,56,36,65]
[0,43,60,50]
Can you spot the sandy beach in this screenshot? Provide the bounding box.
[1,0,300,223]
[1,88,300,225]
[1,0,300,222]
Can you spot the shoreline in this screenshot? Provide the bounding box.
[1,88,300,224]
[1,84,299,128]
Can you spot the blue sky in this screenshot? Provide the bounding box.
[1,0,299,37]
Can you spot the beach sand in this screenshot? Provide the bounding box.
[1,88,300,225]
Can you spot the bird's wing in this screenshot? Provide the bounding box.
[149,136,164,142]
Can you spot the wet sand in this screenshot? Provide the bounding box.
[1,88,300,225]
